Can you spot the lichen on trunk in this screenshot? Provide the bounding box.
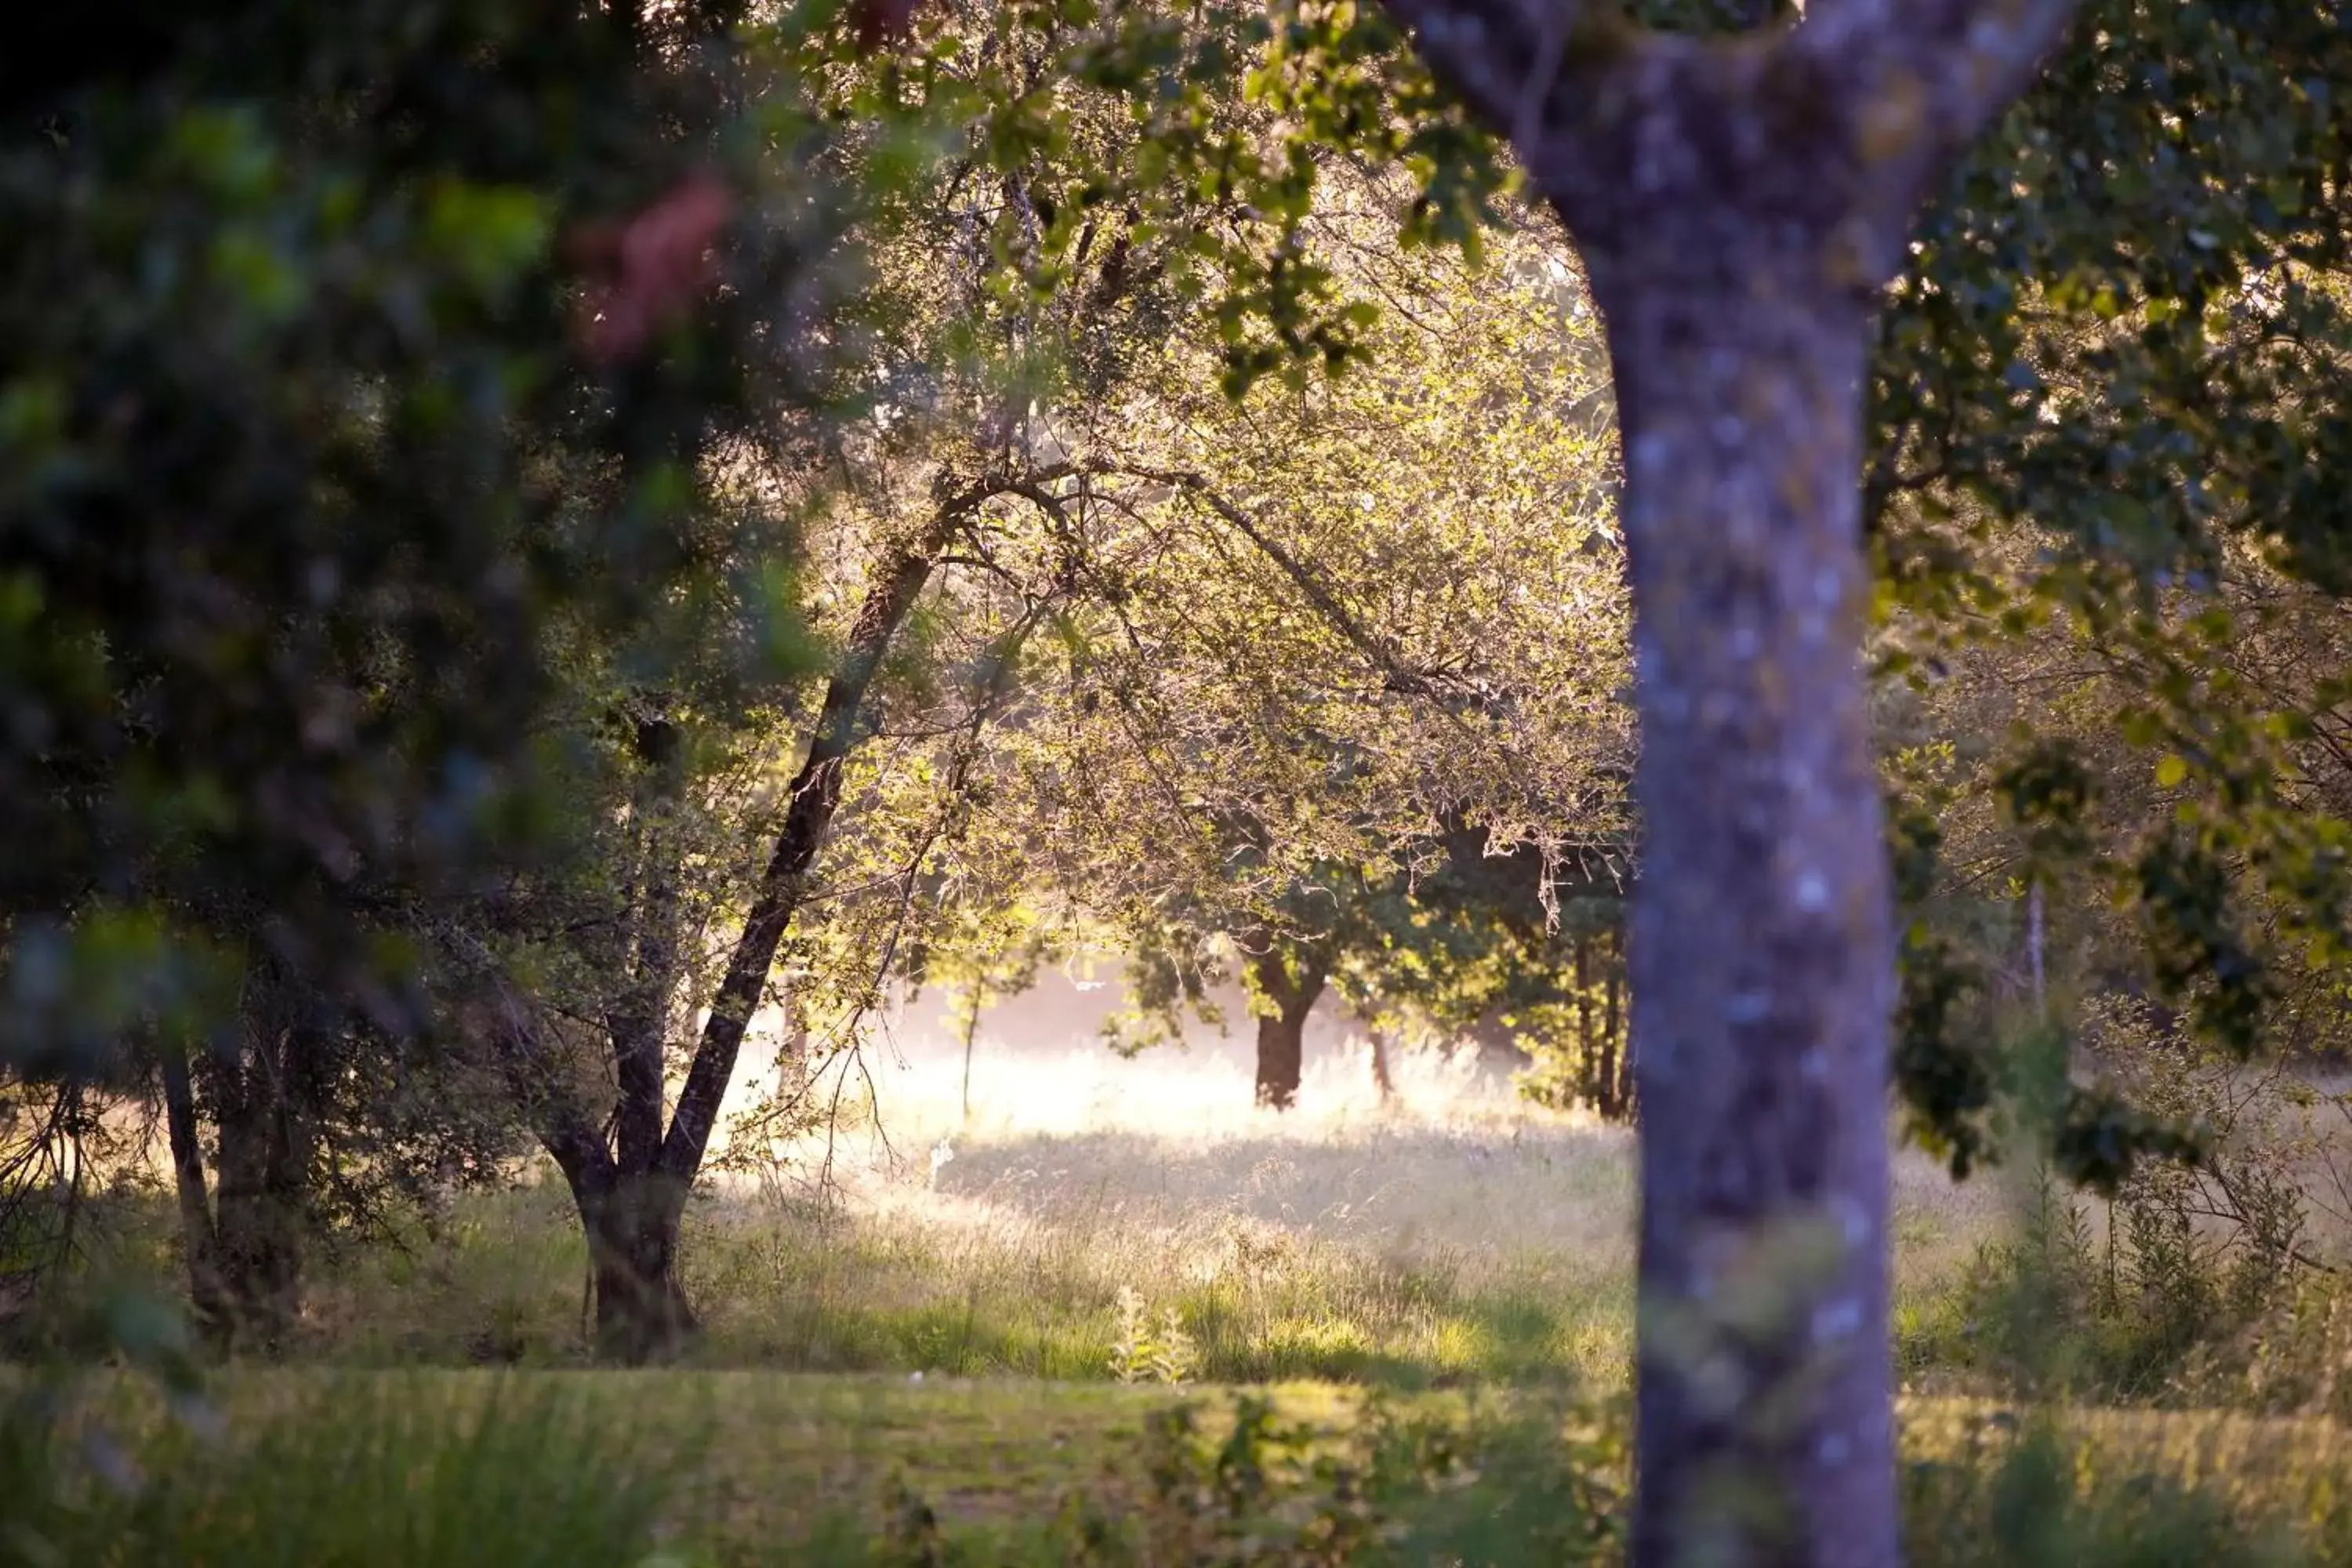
[1596,254,1896,1566]
[1367,1,2083,1559]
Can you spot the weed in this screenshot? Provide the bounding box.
[1108,1287,1200,1387]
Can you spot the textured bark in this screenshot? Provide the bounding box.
[1248,944,1327,1111]
[1599,256,1896,1567]
[1373,2,2081,1562]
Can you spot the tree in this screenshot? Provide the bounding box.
[968,199,1631,1109]
[499,467,1091,1359]
[0,0,870,1344]
[473,0,1429,1356]
[1357,1,2083,1561]
[1864,0,2352,1177]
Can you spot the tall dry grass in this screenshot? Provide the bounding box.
[275,1022,2015,1385]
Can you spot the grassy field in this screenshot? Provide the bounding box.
[19,1033,2352,1562]
[192,1036,2011,1392]
[16,1367,2352,1565]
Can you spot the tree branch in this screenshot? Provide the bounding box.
[1377,0,1623,141]
[1381,0,2082,278]
[1790,0,2082,207]
[1096,463,1448,701]
[652,463,1076,1196]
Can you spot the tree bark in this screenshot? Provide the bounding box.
[533,1092,695,1361]
[526,499,982,1361]
[1374,2,2078,1561]
[158,988,316,1354]
[158,1036,229,1339]
[208,1017,315,1353]
[1597,256,1896,1567]
[1247,943,1327,1111]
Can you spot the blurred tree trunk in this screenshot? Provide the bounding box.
[1248,942,1327,1111]
[1381,2,2075,1560]
[1366,1022,1398,1105]
[1596,209,1901,1568]
[157,982,318,1352]
[158,1037,230,1338]
[1597,926,1628,1121]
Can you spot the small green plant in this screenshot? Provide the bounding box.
[1050,1389,1624,1566]
[1107,1286,1199,1387]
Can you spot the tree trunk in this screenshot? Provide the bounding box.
[525,503,975,1363]
[653,518,956,1202]
[208,1019,314,1353]
[1248,944,1327,1111]
[1579,930,1634,1117]
[586,1174,696,1363]
[158,1037,229,1338]
[1366,1022,1398,1105]
[158,995,315,1354]
[1591,249,1896,1566]
[1575,932,1594,1089]
[1596,927,1628,1123]
[1380,6,2076,1561]
[1254,1009,1306,1111]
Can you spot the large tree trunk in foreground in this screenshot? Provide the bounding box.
[1381,2,2078,1561]
[1596,256,1896,1566]
[1248,943,1327,1110]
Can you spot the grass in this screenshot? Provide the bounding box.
[141,1035,2002,1394]
[16,1367,2352,1566]
[19,1024,2352,1561]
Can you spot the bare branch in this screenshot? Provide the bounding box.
[1094,462,1444,699]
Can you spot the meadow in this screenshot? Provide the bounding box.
[19,1017,2352,1563]
[44,1025,2010,1388]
